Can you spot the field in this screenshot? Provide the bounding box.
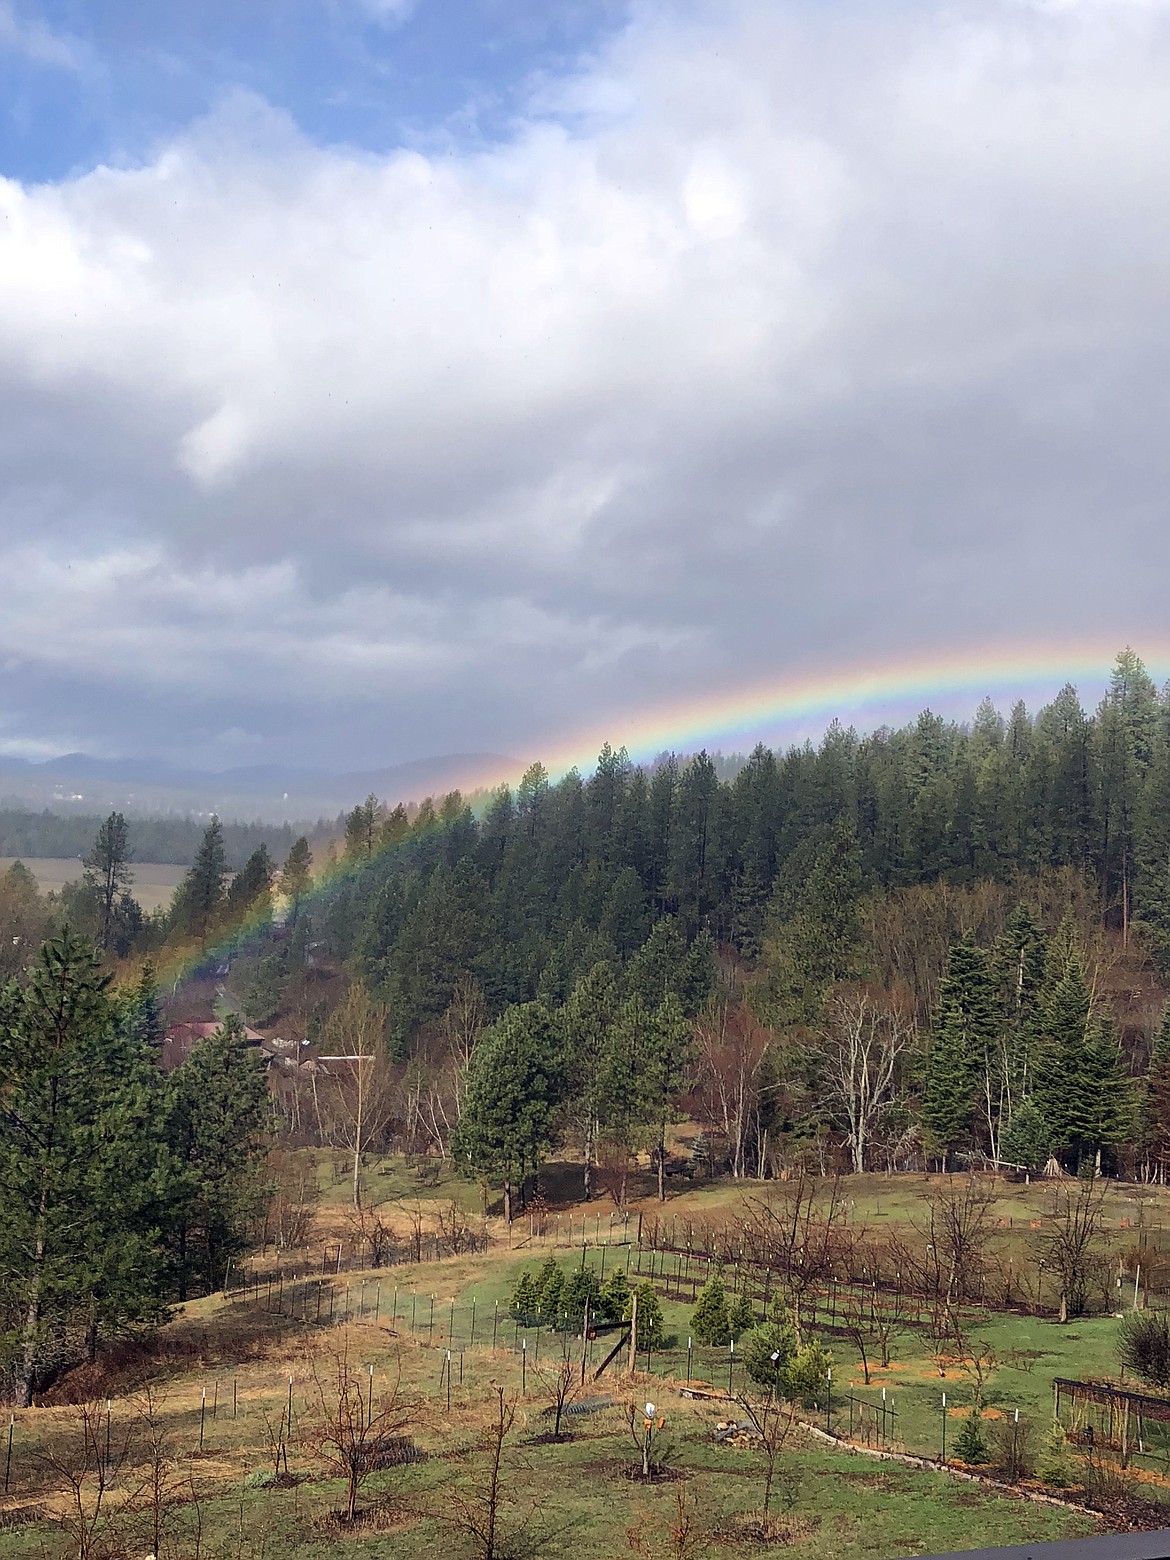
[0,858,185,913]
[5,1158,1169,1560]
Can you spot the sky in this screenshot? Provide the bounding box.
[1,0,1169,774]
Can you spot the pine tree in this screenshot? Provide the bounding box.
[0,929,172,1403]
[281,838,312,924]
[511,1269,540,1323]
[83,811,133,951]
[921,937,998,1168]
[1034,956,1130,1170]
[625,1281,669,1350]
[163,1015,268,1299]
[225,844,274,922]
[171,818,227,942]
[691,1270,731,1345]
[562,961,617,1199]
[536,1254,565,1322]
[598,1267,630,1323]
[955,1411,990,1465]
[728,1290,755,1339]
[646,991,692,1203]
[452,1001,565,1225]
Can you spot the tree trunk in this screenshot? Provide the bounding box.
[503,1180,512,1228]
[657,1120,666,1204]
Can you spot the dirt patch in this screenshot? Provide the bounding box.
[622,1464,687,1484]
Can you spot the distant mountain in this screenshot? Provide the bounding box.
[0,751,518,824]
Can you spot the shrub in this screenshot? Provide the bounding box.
[954,1411,990,1466]
[1119,1310,1170,1388]
[992,1413,1035,1482]
[740,1321,797,1390]
[786,1340,833,1407]
[692,1272,731,1346]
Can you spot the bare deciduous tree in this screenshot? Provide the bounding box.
[299,1342,418,1523]
[320,984,393,1209]
[1038,1176,1108,1321]
[821,989,913,1173]
[445,1385,535,1560]
[694,1001,773,1179]
[737,1393,799,1539]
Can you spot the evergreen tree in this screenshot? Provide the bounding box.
[0,930,171,1403]
[691,1270,731,1345]
[83,811,133,951]
[741,1318,797,1389]
[625,1281,669,1350]
[452,1001,564,1225]
[281,837,312,925]
[999,1098,1051,1176]
[597,1267,630,1323]
[645,991,692,1203]
[225,844,274,922]
[163,1015,269,1298]
[728,1290,755,1339]
[921,937,998,1168]
[171,818,227,942]
[955,1411,990,1465]
[1034,956,1130,1170]
[562,961,618,1199]
[762,820,865,1023]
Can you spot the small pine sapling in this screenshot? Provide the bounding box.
[954,1411,990,1466]
[691,1272,731,1346]
[728,1291,756,1339]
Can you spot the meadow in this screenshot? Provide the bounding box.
[0,858,185,913]
[4,1156,1167,1560]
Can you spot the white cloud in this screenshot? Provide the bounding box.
[1,1,1170,764]
[0,1,79,69]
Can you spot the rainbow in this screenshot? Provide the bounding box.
[441,636,1170,796]
[150,637,1167,996]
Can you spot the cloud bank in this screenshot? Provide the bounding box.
[1,0,1169,766]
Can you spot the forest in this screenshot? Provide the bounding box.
[4,650,1170,1215]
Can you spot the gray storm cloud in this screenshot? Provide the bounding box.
[1,0,1169,765]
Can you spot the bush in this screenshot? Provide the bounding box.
[954,1411,990,1466]
[992,1414,1035,1482]
[786,1340,833,1407]
[740,1320,797,1390]
[1119,1310,1170,1388]
[728,1291,756,1339]
[692,1271,731,1346]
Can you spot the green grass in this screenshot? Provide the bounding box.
[10,1159,1170,1558]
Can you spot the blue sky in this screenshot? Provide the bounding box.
[0,0,628,182]
[1,0,1170,777]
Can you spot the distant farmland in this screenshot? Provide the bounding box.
[0,857,184,913]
